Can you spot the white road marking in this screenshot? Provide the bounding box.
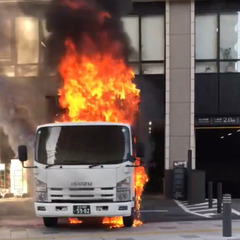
[175,199,240,218]
[194,208,217,212]
[186,200,217,207]
[188,204,217,210]
[232,209,240,216]
[174,200,212,218]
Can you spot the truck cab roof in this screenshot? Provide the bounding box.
[37,122,131,130]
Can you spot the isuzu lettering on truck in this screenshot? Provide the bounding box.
[18,122,144,228]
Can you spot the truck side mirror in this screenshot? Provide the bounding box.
[136,142,145,158]
[18,145,28,162]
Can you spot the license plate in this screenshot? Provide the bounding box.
[73,205,91,215]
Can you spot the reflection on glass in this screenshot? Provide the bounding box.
[0,66,15,77]
[196,14,218,59]
[195,62,217,73]
[122,16,139,62]
[39,65,57,76]
[220,61,240,72]
[220,13,240,59]
[142,63,164,74]
[0,19,12,61]
[142,16,164,61]
[16,17,39,64]
[36,126,131,165]
[129,63,139,75]
[41,19,50,39]
[17,65,38,77]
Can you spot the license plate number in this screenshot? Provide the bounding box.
[73,205,91,215]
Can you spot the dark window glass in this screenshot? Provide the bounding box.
[36,125,130,165]
[0,18,12,62]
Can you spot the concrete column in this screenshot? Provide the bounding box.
[165,0,195,198]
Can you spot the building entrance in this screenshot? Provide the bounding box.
[196,128,240,198]
[135,75,165,194]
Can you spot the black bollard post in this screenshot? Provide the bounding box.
[208,181,213,208]
[222,194,232,237]
[217,182,222,214]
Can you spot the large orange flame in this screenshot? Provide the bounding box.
[57,8,148,228]
[58,38,140,124]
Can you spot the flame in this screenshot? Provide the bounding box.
[133,159,148,227]
[56,6,148,228]
[102,159,148,228]
[57,37,140,124]
[102,217,123,229]
[69,218,83,224]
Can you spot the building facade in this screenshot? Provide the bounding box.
[0,0,240,197]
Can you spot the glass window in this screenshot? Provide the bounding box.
[220,13,240,60]
[0,18,12,62]
[16,17,39,64]
[122,16,139,62]
[141,15,164,61]
[40,20,50,64]
[195,62,218,73]
[129,63,139,75]
[36,126,131,165]
[142,63,164,74]
[220,61,240,72]
[41,19,50,40]
[17,65,38,77]
[0,66,15,77]
[196,14,218,59]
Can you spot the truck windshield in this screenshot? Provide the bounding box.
[36,125,131,165]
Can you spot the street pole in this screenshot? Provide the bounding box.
[208,181,213,208]
[217,182,222,214]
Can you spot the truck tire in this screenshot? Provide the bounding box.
[43,217,58,227]
[123,208,134,227]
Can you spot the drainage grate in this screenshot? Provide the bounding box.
[178,222,194,225]
[116,239,135,240]
[179,235,201,238]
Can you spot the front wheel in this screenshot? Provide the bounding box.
[43,217,58,227]
[123,208,135,227]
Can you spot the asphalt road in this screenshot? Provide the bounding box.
[1,195,240,239]
[1,194,240,225]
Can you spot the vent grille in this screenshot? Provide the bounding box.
[52,199,114,203]
[69,188,94,191]
[69,195,94,198]
[51,188,63,191]
[51,195,63,198]
[101,187,114,190]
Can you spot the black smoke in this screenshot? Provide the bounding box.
[46,0,133,68]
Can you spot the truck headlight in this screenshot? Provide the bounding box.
[116,177,131,202]
[35,179,48,202]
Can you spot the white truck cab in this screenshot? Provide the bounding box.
[18,122,144,228]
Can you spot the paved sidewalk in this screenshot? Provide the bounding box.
[1,219,240,239]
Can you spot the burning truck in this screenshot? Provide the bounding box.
[18,122,145,227]
[17,0,148,228]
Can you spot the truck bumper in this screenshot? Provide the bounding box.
[35,201,134,218]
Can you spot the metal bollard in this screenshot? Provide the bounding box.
[217,182,222,214]
[208,181,213,208]
[222,194,232,237]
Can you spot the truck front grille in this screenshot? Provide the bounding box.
[49,187,115,202]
